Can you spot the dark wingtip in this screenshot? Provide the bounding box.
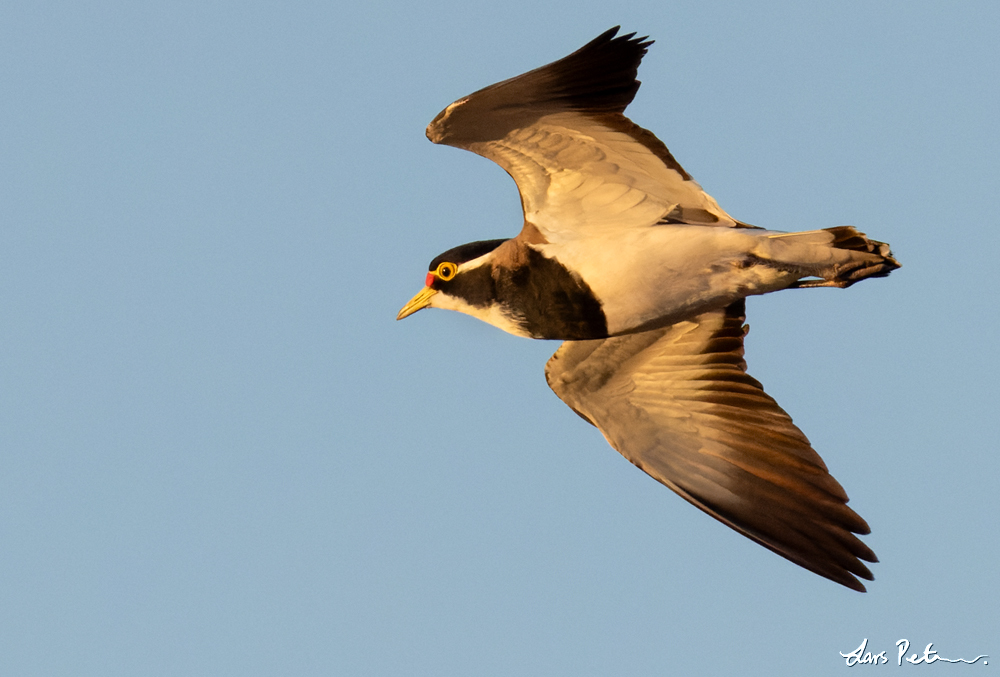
[427,26,657,146]
[536,26,653,114]
[586,25,654,53]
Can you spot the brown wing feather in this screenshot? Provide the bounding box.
[426,27,651,147]
[545,300,877,591]
[426,28,744,236]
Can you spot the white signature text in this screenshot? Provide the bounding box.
[840,638,988,667]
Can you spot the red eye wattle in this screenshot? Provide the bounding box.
[425,272,435,287]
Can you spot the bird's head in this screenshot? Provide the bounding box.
[396,239,507,320]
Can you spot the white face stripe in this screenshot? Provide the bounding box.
[429,291,531,337]
[454,250,492,273]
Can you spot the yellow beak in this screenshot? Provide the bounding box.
[396,286,437,320]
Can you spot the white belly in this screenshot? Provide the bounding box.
[535,226,795,335]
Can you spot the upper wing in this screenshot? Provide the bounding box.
[544,300,877,591]
[426,27,747,241]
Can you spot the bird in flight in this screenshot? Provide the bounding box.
[397,27,898,591]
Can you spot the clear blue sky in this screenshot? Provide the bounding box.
[2,1,997,674]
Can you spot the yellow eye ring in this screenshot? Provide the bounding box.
[435,262,457,281]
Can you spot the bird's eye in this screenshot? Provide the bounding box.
[435,262,457,281]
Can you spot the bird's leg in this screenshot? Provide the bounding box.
[790,259,898,289]
[789,277,851,289]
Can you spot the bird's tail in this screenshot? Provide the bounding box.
[766,226,900,289]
